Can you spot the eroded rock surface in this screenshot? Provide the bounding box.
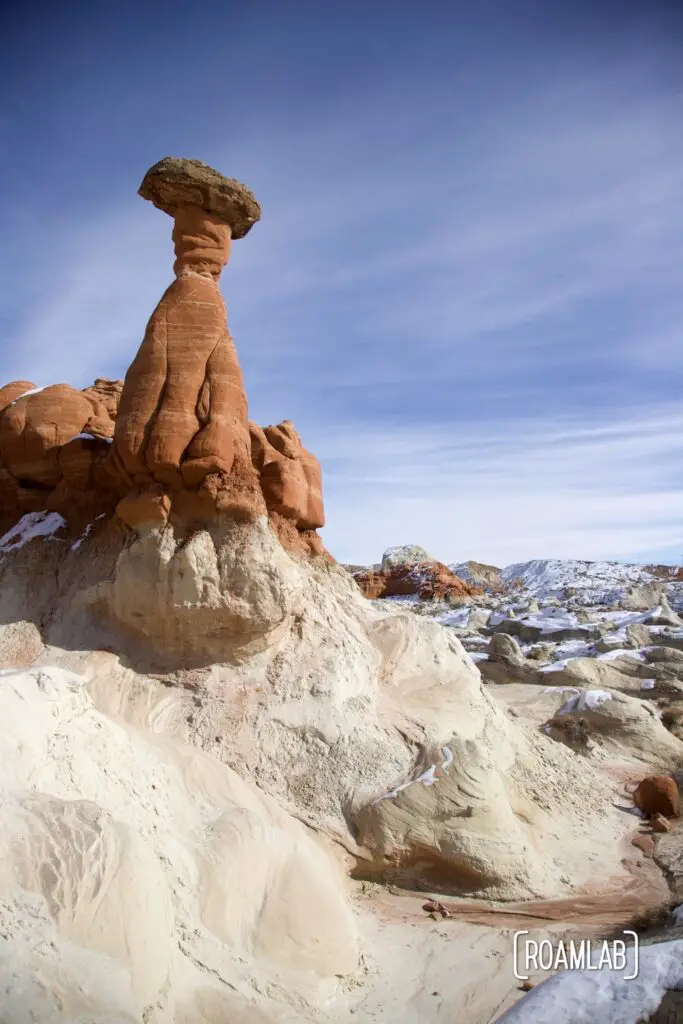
[354,560,477,601]
[0,159,326,558]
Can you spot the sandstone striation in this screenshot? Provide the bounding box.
[0,159,327,557]
[82,377,124,419]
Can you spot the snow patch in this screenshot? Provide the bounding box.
[65,432,112,444]
[596,649,647,663]
[557,690,613,714]
[670,905,683,926]
[0,512,66,553]
[498,938,683,1024]
[539,659,574,674]
[436,607,471,628]
[373,747,454,803]
[10,386,46,404]
[71,513,107,551]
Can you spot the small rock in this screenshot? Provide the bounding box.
[633,776,681,819]
[631,834,655,857]
[423,900,451,918]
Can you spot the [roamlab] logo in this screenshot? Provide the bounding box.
[513,931,639,982]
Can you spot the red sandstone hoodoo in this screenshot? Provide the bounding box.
[0,158,326,557]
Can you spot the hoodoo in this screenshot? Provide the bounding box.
[0,158,326,557]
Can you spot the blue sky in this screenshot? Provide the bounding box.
[2,0,683,566]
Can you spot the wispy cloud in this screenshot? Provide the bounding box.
[2,18,683,567]
[319,406,683,566]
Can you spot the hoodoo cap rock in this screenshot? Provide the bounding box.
[138,156,261,238]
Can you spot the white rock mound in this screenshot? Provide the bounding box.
[0,514,666,1019]
[0,665,358,1023]
[380,543,434,569]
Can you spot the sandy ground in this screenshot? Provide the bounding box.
[337,679,677,1024]
[341,845,671,1024]
[346,890,549,1023]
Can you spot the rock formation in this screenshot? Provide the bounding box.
[353,559,478,601]
[0,158,326,557]
[633,776,681,819]
[478,632,542,685]
[4,161,683,1023]
[0,381,118,521]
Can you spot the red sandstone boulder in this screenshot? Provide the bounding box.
[354,561,477,602]
[82,378,123,420]
[0,384,114,488]
[0,381,37,411]
[633,776,681,819]
[116,489,172,530]
[631,834,655,858]
[250,421,325,530]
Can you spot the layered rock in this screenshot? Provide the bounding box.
[0,519,635,907]
[0,665,358,1023]
[111,162,265,529]
[82,377,124,419]
[0,382,118,522]
[450,559,503,591]
[0,158,327,558]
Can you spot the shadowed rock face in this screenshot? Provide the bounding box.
[0,158,327,557]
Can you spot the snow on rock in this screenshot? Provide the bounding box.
[435,607,471,628]
[671,905,683,926]
[373,747,454,803]
[557,690,613,714]
[552,639,596,659]
[539,659,575,674]
[500,558,659,600]
[10,385,46,404]
[0,511,66,553]
[380,545,434,569]
[490,607,588,635]
[65,432,113,444]
[71,513,107,552]
[498,939,683,1024]
[596,649,647,663]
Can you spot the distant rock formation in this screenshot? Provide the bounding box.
[380,544,434,569]
[450,559,502,591]
[0,158,326,558]
[353,559,478,601]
